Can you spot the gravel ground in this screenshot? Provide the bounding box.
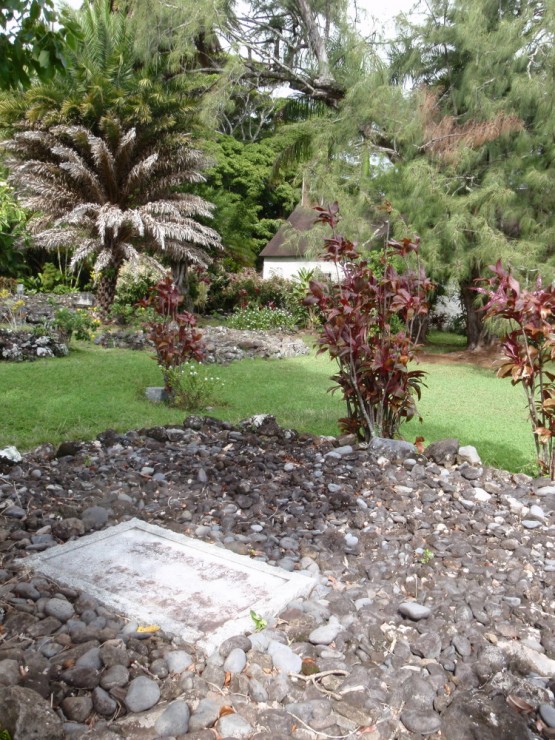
[0,415,554,739]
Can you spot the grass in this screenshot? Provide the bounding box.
[424,329,467,353]
[0,340,537,473]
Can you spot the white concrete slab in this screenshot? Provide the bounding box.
[22,518,316,654]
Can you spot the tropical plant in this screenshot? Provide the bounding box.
[2,120,222,315]
[227,304,298,331]
[385,0,555,348]
[306,202,434,441]
[0,0,69,89]
[165,361,224,411]
[141,275,205,399]
[52,307,99,343]
[477,261,555,477]
[0,176,28,277]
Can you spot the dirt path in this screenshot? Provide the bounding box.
[420,344,503,370]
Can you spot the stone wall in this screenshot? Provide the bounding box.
[0,330,68,362]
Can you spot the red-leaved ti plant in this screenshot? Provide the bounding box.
[306,202,434,441]
[477,261,555,476]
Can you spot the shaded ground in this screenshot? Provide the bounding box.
[421,342,503,370]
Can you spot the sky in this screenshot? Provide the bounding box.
[355,0,419,36]
[59,0,420,33]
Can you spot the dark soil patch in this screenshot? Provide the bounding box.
[421,343,503,370]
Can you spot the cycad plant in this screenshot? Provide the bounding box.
[3,120,221,314]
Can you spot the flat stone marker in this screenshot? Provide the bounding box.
[23,518,316,653]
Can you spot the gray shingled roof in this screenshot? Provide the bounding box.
[259,205,318,258]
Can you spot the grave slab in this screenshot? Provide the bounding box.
[22,518,316,654]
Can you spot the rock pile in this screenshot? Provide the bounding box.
[0,329,68,361]
[0,416,554,739]
[95,326,309,364]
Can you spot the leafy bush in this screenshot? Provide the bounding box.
[477,261,555,476]
[24,262,79,294]
[306,202,434,441]
[165,362,224,410]
[141,275,205,399]
[53,308,99,342]
[227,304,298,331]
[0,289,26,328]
[206,267,291,314]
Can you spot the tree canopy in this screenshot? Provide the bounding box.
[0,0,70,89]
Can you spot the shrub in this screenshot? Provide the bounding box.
[141,275,205,399]
[24,262,79,294]
[477,261,555,477]
[0,289,26,328]
[165,362,224,410]
[306,202,434,441]
[53,308,99,342]
[206,267,290,314]
[227,304,298,331]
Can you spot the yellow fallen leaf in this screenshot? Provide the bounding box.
[136,624,161,633]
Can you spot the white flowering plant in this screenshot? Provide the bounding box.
[164,362,225,411]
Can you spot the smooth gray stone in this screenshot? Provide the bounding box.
[92,687,117,716]
[155,700,191,736]
[188,698,222,732]
[45,598,74,622]
[399,602,432,620]
[124,676,160,713]
[248,677,269,702]
[165,650,193,674]
[0,659,21,687]
[540,704,555,729]
[145,387,169,403]
[268,640,302,673]
[401,708,441,736]
[309,616,342,645]
[216,713,253,738]
[223,647,247,674]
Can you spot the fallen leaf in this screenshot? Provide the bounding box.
[507,695,534,714]
[301,658,320,676]
[224,672,231,687]
[219,705,235,717]
[136,625,160,634]
[414,436,425,453]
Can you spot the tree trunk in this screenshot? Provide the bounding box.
[171,260,193,312]
[460,271,495,350]
[95,252,123,318]
[295,0,332,84]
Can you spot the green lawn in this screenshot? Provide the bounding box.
[0,342,536,473]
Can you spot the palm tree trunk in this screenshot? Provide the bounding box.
[96,253,124,318]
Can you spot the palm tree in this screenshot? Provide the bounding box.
[3,119,221,313]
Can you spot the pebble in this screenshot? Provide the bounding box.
[188,697,222,732]
[398,602,432,621]
[165,650,193,673]
[124,676,160,712]
[155,700,191,736]
[309,616,342,644]
[216,712,254,738]
[0,413,553,739]
[268,640,302,673]
[401,708,442,735]
[540,704,555,728]
[223,647,247,673]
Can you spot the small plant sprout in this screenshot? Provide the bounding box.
[250,610,267,632]
[419,547,434,565]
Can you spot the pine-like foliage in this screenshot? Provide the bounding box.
[3,120,221,312]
